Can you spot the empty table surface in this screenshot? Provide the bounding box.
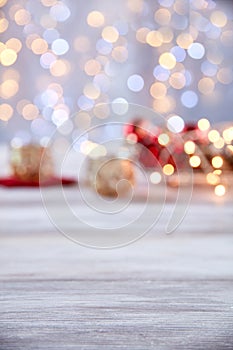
[0,187,233,350]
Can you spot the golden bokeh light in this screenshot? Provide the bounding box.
[150,82,167,99]
[158,27,174,43]
[6,38,22,53]
[208,129,220,143]
[40,14,57,28]
[217,68,233,85]
[50,59,70,76]
[176,33,193,49]
[214,184,226,197]
[0,79,19,99]
[211,156,223,169]
[16,99,30,114]
[41,0,57,7]
[83,83,100,100]
[198,118,210,131]
[112,46,128,63]
[222,128,233,144]
[14,9,31,26]
[169,72,186,89]
[189,155,201,168]
[75,111,91,129]
[127,0,144,13]
[163,164,174,176]
[146,31,163,47]
[87,11,105,27]
[210,11,227,28]
[0,0,8,7]
[159,52,176,69]
[154,9,171,26]
[184,141,195,155]
[93,103,110,119]
[158,133,170,146]
[84,59,101,76]
[0,49,17,66]
[0,18,9,33]
[0,103,13,121]
[3,68,20,81]
[214,137,225,149]
[206,173,220,185]
[0,41,5,54]
[198,77,215,95]
[136,27,150,43]
[22,104,39,120]
[31,38,48,55]
[102,26,119,43]
[153,95,176,114]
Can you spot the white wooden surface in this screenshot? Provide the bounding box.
[1,184,233,349]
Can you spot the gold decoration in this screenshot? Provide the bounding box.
[10,144,53,182]
[88,157,134,197]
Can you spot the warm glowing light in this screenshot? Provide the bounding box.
[176,33,193,49]
[83,83,100,100]
[189,155,201,168]
[198,77,215,95]
[154,8,171,25]
[153,95,176,114]
[158,133,170,146]
[217,68,233,85]
[159,52,176,69]
[146,31,163,47]
[169,72,186,89]
[0,49,17,66]
[214,137,225,149]
[210,11,227,28]
[87,11,105,27]
[222,128,233,144]
[150,172,162,184]
[75,111,91,129]
[150,82,167,99]
[208,130,220,143]
[22,104,39,120]
[31,38,48,55]
[0,79,19,99]
[0,18,9,33]
[184,141,195,154]
[102,26,119,43]
[14,9,31,26]
[198,118,210,131]
[0,0,8,7]
[159,27,174,43]
[136,27,150,43]
[211,156,223,169]
[0,103,13,121]
[214,184,226,197]
[50,60,70,76]
[163,164,174,176]
[41,0,57,6]
[206,173,220,185]
[84,59,101,76]
[6,38,22,53]
[112,46,128,62]
[93,104,110,119]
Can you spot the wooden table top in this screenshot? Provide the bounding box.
[1,187,233,349]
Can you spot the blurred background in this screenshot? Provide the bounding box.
[0,0,232,146]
